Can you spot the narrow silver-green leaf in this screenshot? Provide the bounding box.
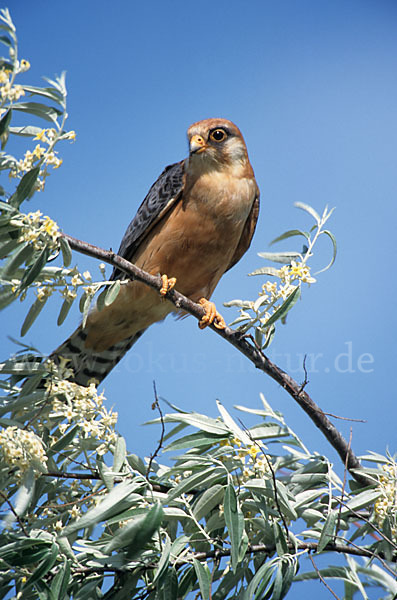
[262,323,276,348]
[224,481,244,572]
[44,72,66,95]
[272,558,296,600]
[255,327,263,347]
[96,285,107,311]
[317,510,338,553]
[20,297,47,336]
[113,435,126,473]
[315,229,337,274]
[126,453,146,475]
[22,85,64,104]
[0,34,12,47]
[9,125,44,137]
[153,533,171,585]
[2,242,34,279]
[223,299,253,308]
[0,108,11,149]
[243,559,274,600]
[104,280,121,306]
[274,522,288,556]
[261,285,301,329]
[18,371,43,397]
[192,484,224,521]
[57,297,74,326]
[238,529,249,563]
[340,489,381,514]
[61,480,142,536]
[25,542,59,587]
[104,501,163,554]
[270,229,310,245]
[2,468,34,528]
[164,431,224,452]
[10,166,40,207]
[0,285,17,309]
[160,567,178,600]
[167,467,221,502]
[159,412,229,435]
[249,266,280,277]
[193,558,211,600]
[12,101,62,123]
[216,400,253,446]
[59,236,72,267]
[50,558,71,600]
[80,290,93,327]
[294,201,321,224]
[0,236,22,259]
[21,246,50,288]
[0,539,51,566]
[257,251,301,264]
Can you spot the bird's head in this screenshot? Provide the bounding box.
[187,118,249,173]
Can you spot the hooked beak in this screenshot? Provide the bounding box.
[189,134,207,155]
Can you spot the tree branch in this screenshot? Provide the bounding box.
[71,539,396,578]
[61,233,370,486]
[44,470,171,494]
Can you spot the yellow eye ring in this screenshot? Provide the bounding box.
[210,128,227,142]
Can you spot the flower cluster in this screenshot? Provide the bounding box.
[35,128,76,144]
[34,268,92,305]
[47,376,118,456]
[8,127,75,191]
[12,209,60,253]
[374,462,397,535]
[228,259,316,346]
[219,436,271,481]
[0,426,48,476]
[257,260,315,321]
[0,58,30,109]
[0,66,25,102]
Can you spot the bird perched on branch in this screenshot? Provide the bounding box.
[52,118,260,385]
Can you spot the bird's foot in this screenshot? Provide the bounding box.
[160,274,177,296]
[198,298,226,330]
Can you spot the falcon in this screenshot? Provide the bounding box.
[53,118,260,385]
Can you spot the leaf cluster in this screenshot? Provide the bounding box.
[0,364,396,599]
[225,203,337,350]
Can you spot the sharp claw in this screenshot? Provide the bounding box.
[198,298,226,330]
[160,274,177,296]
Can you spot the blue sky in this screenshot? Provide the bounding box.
[2,1,397,594]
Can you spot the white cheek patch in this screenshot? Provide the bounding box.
[226,138,246,162]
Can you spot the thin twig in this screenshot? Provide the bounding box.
[61,232,370,486]
[45,470,101,480]
[337,498,397,552]
[146,381,166,480]
[336,428,352,537]
[45,490,101,510]
[44,470,171,494]
[297,354,309,394]
[238,417,290,541]
[0,490,29,536]
[322,412,366,423]
[339,536,397,578]
[308,552,341,600]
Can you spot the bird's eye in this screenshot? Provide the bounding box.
[210,128,227,142]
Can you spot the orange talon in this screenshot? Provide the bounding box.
[198,298,226,330]
[160,274,177,296]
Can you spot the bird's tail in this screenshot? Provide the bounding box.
[50,326,146,386]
